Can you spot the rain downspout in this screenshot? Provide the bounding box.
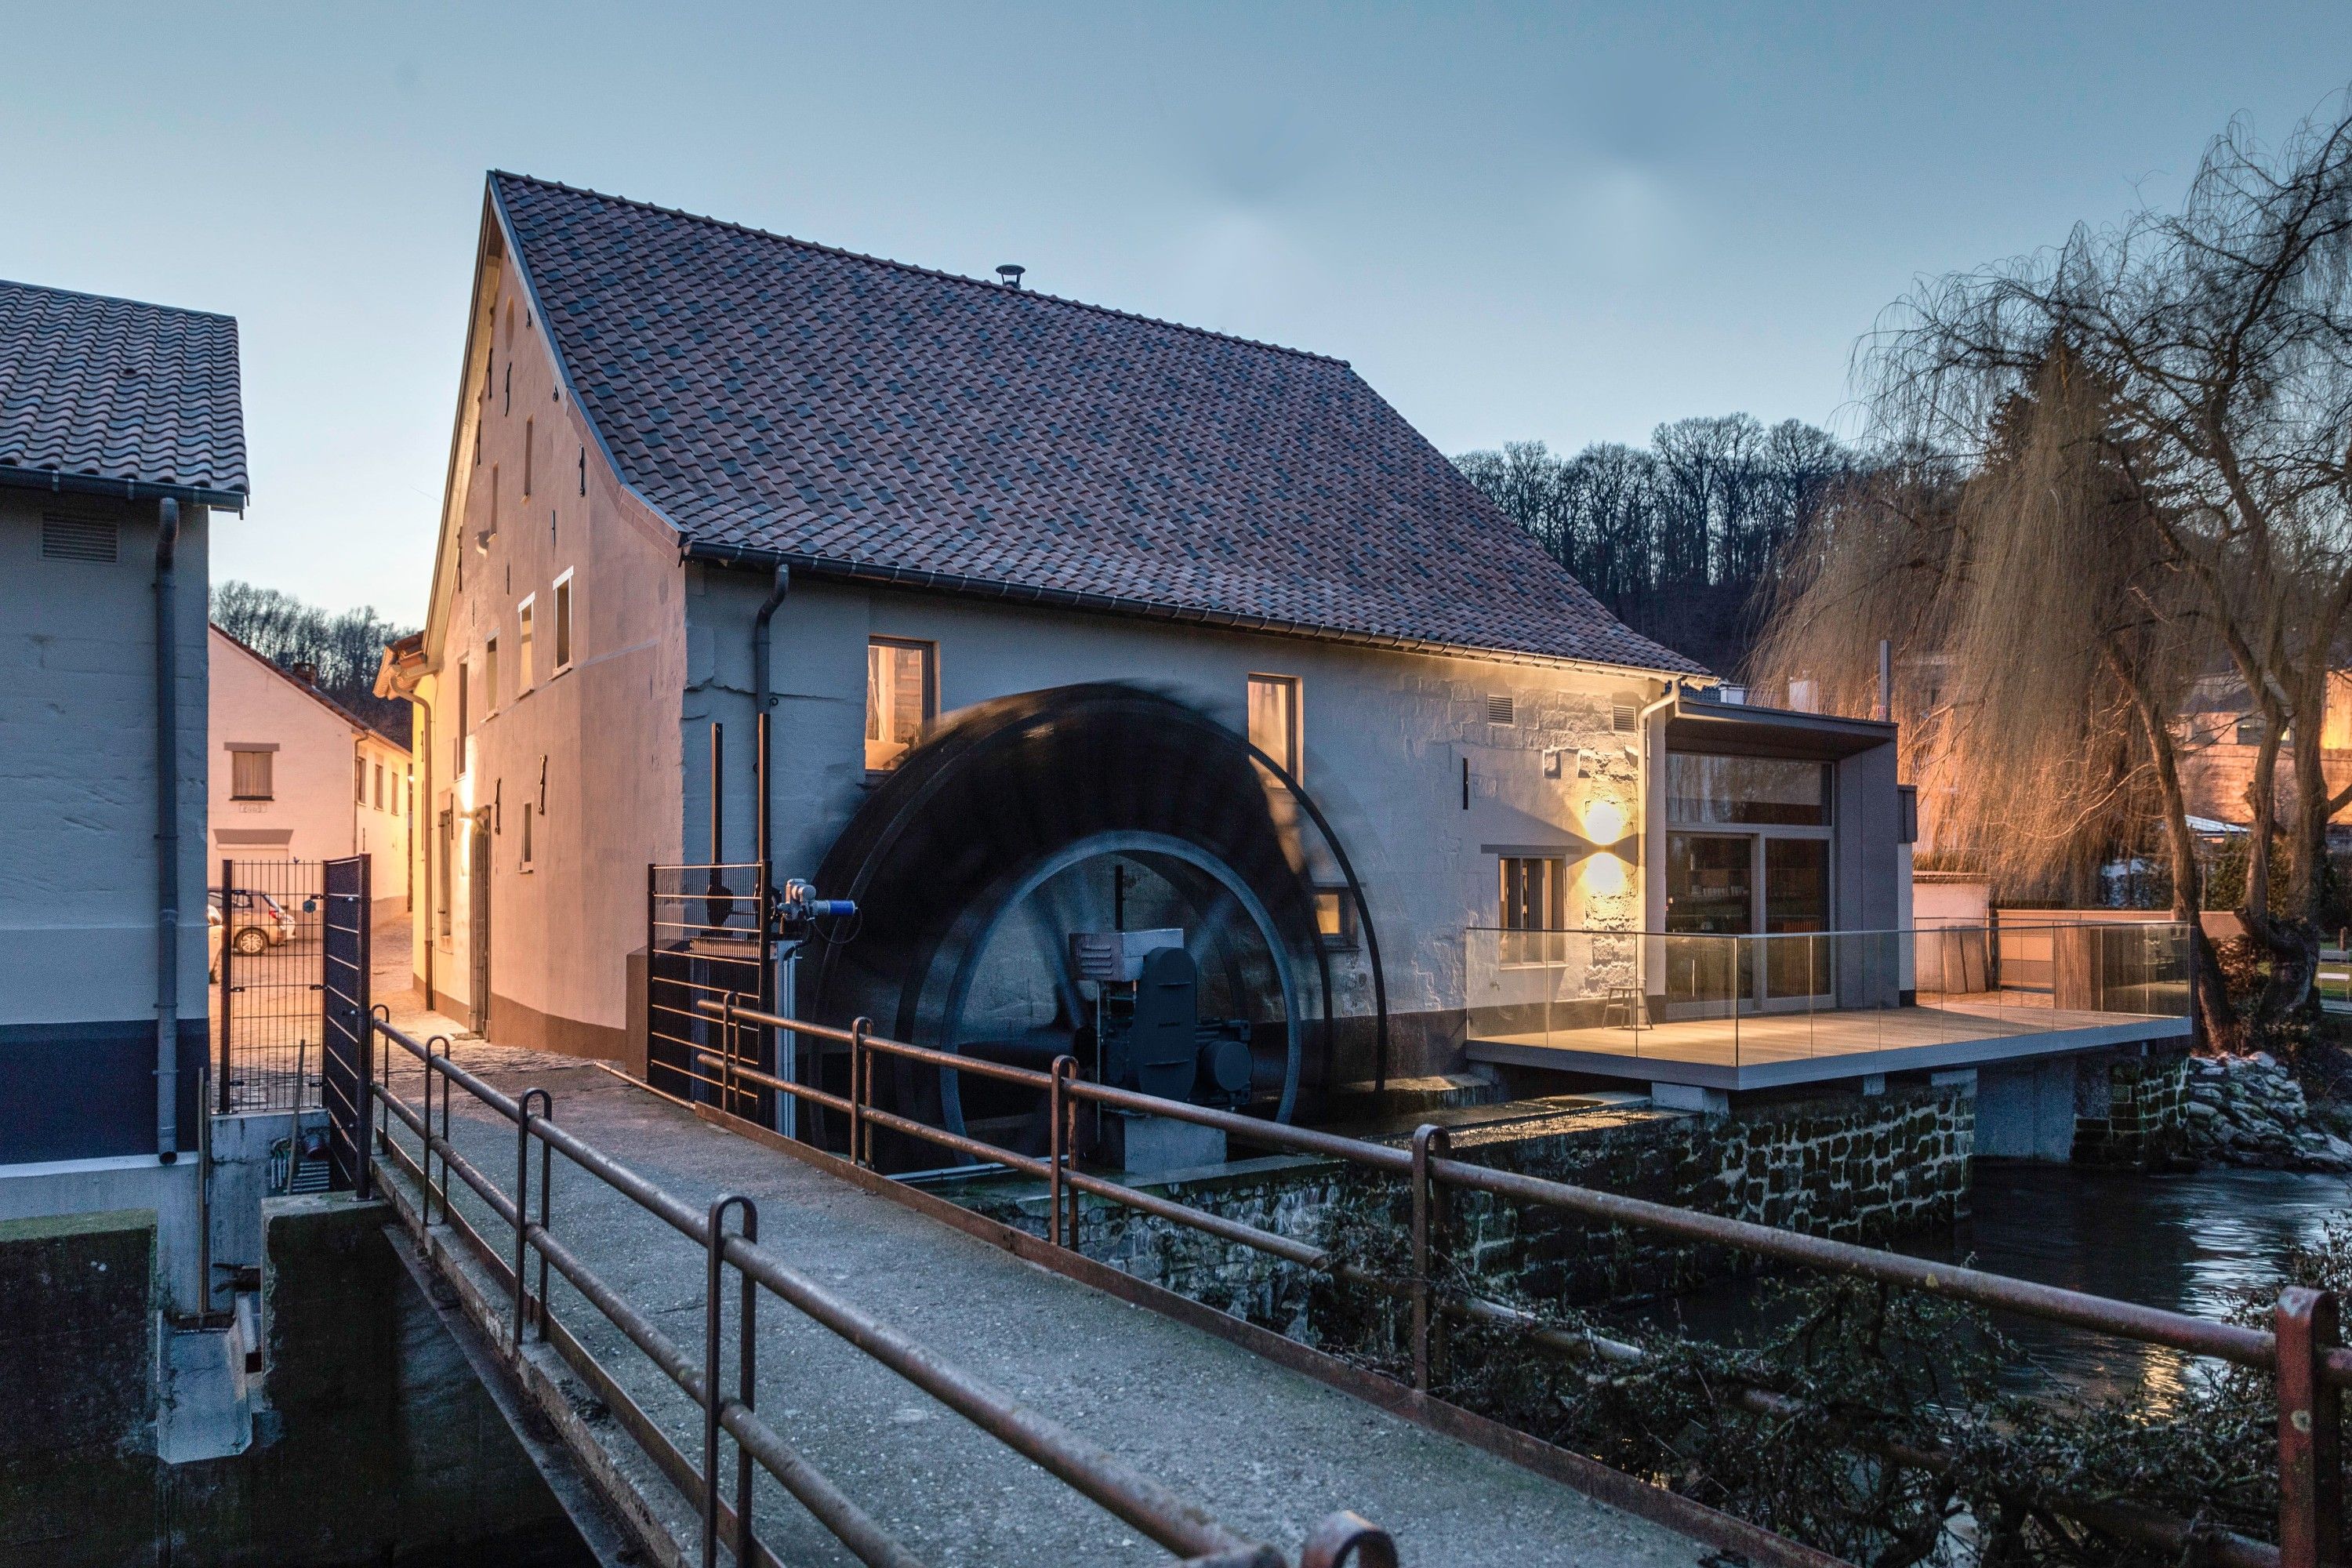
[154,496,183,1163]
[751,561,789,868]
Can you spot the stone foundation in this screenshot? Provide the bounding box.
[2072,1051,2192,1167]
[952,1083,1976,1336]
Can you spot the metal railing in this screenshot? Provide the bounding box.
[694,993,2347,1568]
[1463,920,2194,1065]
[361,1011,1396,1568]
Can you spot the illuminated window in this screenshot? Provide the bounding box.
[1314,888,1357,951]
[865,638,935,771]
[231,747,274,801]
[1498,856,1565,931]
[1247,674,1299,776]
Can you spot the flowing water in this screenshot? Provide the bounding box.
[1636,1163,2351,1400]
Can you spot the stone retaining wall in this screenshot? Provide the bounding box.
[954,1083,1976,1338]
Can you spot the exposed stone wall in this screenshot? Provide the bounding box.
[959,1086,1976,1335]
[2071,1051,2191,1167]
[1446,1087,1973,1305]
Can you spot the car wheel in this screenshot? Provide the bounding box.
[234,927,270,956]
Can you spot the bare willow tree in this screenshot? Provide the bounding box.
[1761,93,2352,1040]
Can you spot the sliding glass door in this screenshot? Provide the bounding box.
[1662,753,1837,1017]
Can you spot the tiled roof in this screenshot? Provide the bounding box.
[0,279,247,504]
[492,172,1703,673]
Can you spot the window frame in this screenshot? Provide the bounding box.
[1497,855,1566,932]
[1247,673,1301,779]
[485,634,501,714]
[552,568,575,673]
[517,593,536,692]
[864,636,938,775]
[230,746,276,802]
[1312,887,1359,951]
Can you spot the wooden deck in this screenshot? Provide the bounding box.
[1468,996,2193,1091]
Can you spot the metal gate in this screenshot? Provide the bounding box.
[646,862,773,1120]
[212,858,328,1112]
[319,854,372,1192]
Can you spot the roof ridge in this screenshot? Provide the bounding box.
[489,170,1351,368]
[0,277,237,325]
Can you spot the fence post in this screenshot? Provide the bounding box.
[850,1018,871,1169]
[1410,1123,1451,1394]
[218,857,234,1112]
[704,1194,759,1568]
[2278,1286,2343,1568]
[1301,1511,1399,1568]
[720,991,739,1118]
[514,1088,550,1350]
[1050,1055,1077,1250]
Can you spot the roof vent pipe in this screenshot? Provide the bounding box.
[996,264,1025,289]
[154,495,183,1163]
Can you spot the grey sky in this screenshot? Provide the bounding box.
[8,2,2347,625]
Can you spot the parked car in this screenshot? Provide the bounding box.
[207,901,224,981]
[209,887,296,956]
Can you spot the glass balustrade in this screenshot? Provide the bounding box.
[1462,920,2191,1068]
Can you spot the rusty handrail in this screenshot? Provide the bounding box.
[368,1014,1371,1568]
[698,995,2347,1568]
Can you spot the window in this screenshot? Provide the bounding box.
[355,753,367,804]
[1665,753,1831,827]
[866,638,936,771]
[517,596,535,690]
[2236,714,2269,747]
[485,636,500,712]
[1247,674,1299,777]
[553,570,575,671]
[375,760,386,811]
[519,804,535,870]
[455,662,470,772]
[1314,888,1358,950]
[230,747,274,801]
[1498,856,1564,931]
[437,811,453,937]
[523,418,534,496]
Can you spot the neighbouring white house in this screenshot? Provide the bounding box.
[209,625,411,920]
[0,277,245,1312]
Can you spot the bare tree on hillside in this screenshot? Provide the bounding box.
[210,580,416,739]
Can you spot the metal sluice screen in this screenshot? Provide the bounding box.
[646,862,774,1122]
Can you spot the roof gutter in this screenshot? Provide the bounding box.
[0,464,245,513]
[683,541,1710,684]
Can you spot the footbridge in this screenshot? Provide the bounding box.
[343,1001,2350,1568]
[356,1014,1745,1568]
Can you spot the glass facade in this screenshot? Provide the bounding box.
[1666,753,1831,826]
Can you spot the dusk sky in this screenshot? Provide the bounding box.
[9,2,2348,626]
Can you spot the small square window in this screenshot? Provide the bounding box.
[232,748,274,801]
[866,637,936,771]
[1314,888,1358,951]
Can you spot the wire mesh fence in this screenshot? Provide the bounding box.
[212,858,328,1112]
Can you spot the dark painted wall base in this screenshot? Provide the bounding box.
[0,1018,206,1163]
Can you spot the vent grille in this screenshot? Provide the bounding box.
[1486,695,1515,725]
[1612,700,1639,732]
[41,515,118,563]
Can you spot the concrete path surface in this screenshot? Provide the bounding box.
[376,1029,1716,1568]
